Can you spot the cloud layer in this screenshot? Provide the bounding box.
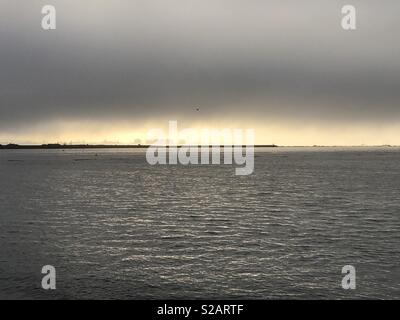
[1,1,400,144]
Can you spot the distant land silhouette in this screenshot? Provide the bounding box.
[0,143,279,150]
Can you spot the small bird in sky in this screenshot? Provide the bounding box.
[195,107,200,112]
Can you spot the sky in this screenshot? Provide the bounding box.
[0,0,400,145]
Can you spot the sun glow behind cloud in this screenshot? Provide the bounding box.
[1,117,400,146]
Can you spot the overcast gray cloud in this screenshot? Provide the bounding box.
[1,0,400,135]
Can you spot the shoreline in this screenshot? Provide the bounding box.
[0,144,397,150]
[0,144,279,150]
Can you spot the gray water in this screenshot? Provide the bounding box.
[0,147,399,299]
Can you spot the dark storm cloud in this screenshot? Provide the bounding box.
[1,0,400,131]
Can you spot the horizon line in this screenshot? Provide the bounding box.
[0,143,398,150]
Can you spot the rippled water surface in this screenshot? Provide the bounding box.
[0,147,399,299]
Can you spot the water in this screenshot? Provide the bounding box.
[0,147,399,299]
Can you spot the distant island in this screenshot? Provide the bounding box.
[0,143,279,150]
